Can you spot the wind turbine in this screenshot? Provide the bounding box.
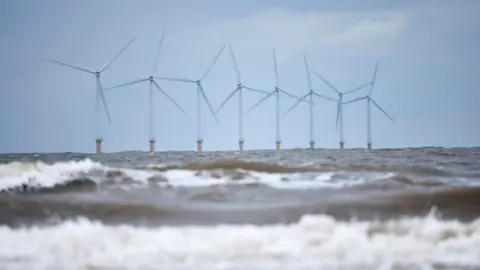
[246,48,311,150]
[104,32,185,153]
[312,70,371,150]
[343,62,394,150]
[156,45,225,153]
[48,37,136,154]
[213,44,273,153]
[282,53,337,150]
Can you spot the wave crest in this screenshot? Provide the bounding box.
[0,158,474,193]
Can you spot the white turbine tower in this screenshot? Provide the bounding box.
[246,48,310,150]
[156,45,225,152]
[104,32,185,153]
[214,44,273,153]
[48,37,136,154]
[282,53,337,150]
[312,71,371,150]
[343,62,394,150]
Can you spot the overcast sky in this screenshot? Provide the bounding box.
[1,0,479,153]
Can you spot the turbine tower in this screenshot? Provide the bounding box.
[312,71,371,150]
[343,62,394,150]
[246,48,310,150]
[104,32,185,153]
[156,45,225,152]
[282,53,337,150]
[48,37,136,154]
[214,44,272,153]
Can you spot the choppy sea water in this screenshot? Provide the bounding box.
[0,147,480,270]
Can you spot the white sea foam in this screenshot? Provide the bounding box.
[160,169,368,189]
[0,159,376,191]
[0,213,479,270]
[0,159,104,191]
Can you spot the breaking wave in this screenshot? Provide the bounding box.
[0,159,366,193]
[0,158,476,194]
[0,212,479,270]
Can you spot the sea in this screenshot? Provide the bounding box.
[0,147,479,270]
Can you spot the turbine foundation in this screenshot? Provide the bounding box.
[339,141,345,150]
[238,140,244,153]
[275,141,281,150]
[149,139,156,153]
[197,139,203,153]
[309,140,315,150]
[367,142,372,150]
[96,138,103,154]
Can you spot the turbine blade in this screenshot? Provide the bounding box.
[228,44,241,84]
[215,87,239,115]
[282,93,309,117]
[343,96,367,105]
[243,85,271,95]
[198,84,220,124]
[152,31,166,75]
[246,91,274,114]
[200,44,226,81]
[104,78,148,91]
[100,36,136,73]
[97,79,112,124]
[344,82,371,95]
[312,71,340,94]
[370,98,394,122]
[278,89,311,105]
[273,48,279,86]
[155,77,195,83]
[303,53,313,90]
[369,61,379,95]
[312,92,337,102]
[278,89,303,100]
[277,88,299,99]
[47,59,95,74]
[335,101,340,131]
[152,80,186,114]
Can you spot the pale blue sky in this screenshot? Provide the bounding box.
[0,0,479,153]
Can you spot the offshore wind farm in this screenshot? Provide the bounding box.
[47,32,393,154]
